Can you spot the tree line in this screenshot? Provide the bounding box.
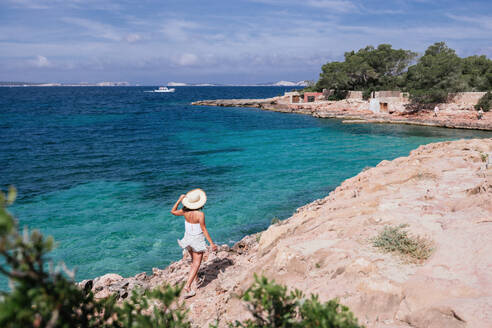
[308,42,492,106]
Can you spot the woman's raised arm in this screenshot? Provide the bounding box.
[170,194,186,216]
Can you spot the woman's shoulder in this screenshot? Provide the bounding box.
[194,210,205,222]
[184,210,204,221]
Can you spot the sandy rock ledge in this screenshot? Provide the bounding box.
[82,138,492,328]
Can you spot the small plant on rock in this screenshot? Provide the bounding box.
[480,152,488,162]
[372,224,433,262]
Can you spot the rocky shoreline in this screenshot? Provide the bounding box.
[82,138,492,327]
[191,98,492,131]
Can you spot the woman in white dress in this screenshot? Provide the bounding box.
[170,189,217,298]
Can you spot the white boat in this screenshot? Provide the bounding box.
[153,86,175,93]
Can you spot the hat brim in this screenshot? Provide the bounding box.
[182,188,207,210]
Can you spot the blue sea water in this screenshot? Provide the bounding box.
[1,86,491,287]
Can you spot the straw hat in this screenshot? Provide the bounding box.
[182,188,207,210]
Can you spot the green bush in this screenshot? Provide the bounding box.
[362,89,373,100]
[409,88,449,105]
[0,187,191,328]
[475,91,492,111]
[372,225,433,262]
[327,90,348,101]
[226,274,362,328]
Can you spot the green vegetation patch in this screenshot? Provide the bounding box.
[270,216,281,225]
[475,91,492,112]
[224,274,362,328]
[480,152,488,162]
[372,224,433,262]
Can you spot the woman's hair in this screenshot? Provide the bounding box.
[182,206,203,212]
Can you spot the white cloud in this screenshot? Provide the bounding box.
[306,0,357,12]
[29,55,52,67]
[61,17,122,41]
[176,53,199,66]
[7,0,50,9]
[446,14,492,31]
[161,19,201,42]
[6,0,121,10]
[249,0,357,12]
[125,33,142,43]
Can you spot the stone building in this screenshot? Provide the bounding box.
[285,91,302,103]
[303,92,324,102]
[369,91,409,113]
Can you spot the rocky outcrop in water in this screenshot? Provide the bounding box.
[192,97,492,131]
[83,138,492,327]
[192,98,278,108]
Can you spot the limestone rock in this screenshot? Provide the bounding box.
[93,273,123,291]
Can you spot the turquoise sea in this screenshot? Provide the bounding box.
[1,86,491,287]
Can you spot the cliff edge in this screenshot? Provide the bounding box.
[85,138,492,327]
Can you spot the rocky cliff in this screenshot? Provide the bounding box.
[84,138,492,327]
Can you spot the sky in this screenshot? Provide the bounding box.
[1,0,491,84]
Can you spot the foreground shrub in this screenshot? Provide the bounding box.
[113,286,190,328]
[0,187,190,328]
[475,91,492,111]
[227,274,362,328]
[372,224,433,262]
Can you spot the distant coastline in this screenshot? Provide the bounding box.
[0,80,309,87]
[0,81,131,87]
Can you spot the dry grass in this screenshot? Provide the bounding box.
[372,224,433,263]
[412,172,438,181]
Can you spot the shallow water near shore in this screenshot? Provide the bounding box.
[1,86,491,288]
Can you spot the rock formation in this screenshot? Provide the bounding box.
[191,97,492,131]
[83,138,492,327]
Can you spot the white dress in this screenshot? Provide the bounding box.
[177,221,207,253]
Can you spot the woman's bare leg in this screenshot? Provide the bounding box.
[184,251,203,291]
